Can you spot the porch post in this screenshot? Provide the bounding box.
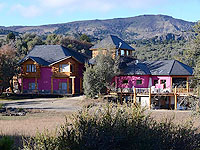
[35,78,37,90]
[133,88,136,104]
[149,87,151,109]
[67,78,69,94]
[186,77,189,93]
[120,88,123,104]
[72,77,75,95]
[69,76,75,95]
[174,86,177,110]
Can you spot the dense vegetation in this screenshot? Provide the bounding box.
[0,15,195,42]
[23,104,200,150]
[133,39,189,61]
[83,53,119,98]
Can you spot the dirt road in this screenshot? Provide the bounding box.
[1,96,85,112]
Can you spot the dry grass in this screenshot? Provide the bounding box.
[1,98,200,149]
[0,111,67,137]
[148,110,200,132]
[1,108,200,137]
[0,97,99,137]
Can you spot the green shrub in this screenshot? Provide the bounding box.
[23,104,200,150]
[23,130,58,150]
[0,103,4,109]
[0,136,14,150]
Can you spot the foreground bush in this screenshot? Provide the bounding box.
[23,104,200,150]
[0,136,14,150]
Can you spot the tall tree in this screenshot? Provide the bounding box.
[80,34,91,42]
[83,53,119,98]
[183,22,200,94]
[0,45,18,94]
[45,34,62,45]
[6,32,16,42]
[60,37,92,56]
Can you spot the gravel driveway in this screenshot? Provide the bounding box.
[1,96,85,112]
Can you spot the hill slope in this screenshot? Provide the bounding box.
[0,15,195,41]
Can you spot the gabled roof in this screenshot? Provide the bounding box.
[20,45,88,66]
[118,57,193,76]
[90,35,135,51]
[146,60,193,76]
[29,56,50,66]
[119,57,151,75]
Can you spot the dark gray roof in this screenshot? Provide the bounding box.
[119,57,151,75]
[118,57,193,76]
[90,35,135,51]
[121,62,151,75]
[146,60,193,75]
[29,57,50,66]
[20,45,87,66]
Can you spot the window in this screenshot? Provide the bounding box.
[121,50,125,56]
[161,80,166,88]
[59,64,70,72]
[153,80,159,86]
[172,78,187,88]
[70,64,74,73]
[28,83,38,90]
[136,80,142,85]
[59,82,67,90]
[122,80,128,84]
[26,64,36,72]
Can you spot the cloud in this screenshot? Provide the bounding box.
[38,0,114,12]
[38,0,165,11]
[11,4,41,18]
[9,0,169,18]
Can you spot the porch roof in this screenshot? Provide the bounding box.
[118,57,193,76]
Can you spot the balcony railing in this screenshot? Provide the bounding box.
[110,87,193,95]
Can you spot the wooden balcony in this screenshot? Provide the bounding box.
[110,87,193,95]
[22,72,40,78]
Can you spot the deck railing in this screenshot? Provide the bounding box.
[110,87,193,95]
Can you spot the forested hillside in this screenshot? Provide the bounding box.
[0,15,195,42]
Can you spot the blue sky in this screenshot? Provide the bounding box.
[0,0,200,26]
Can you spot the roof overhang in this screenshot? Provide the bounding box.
[49,56,83,66]
[19,57,38,65]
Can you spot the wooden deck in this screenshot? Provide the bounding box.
[108,87,195,110]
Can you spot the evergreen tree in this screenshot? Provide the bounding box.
[6,32,15,42]
[83,53,119,98]
[80,34,91,42]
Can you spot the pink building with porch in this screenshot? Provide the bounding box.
[19,45,87,95]
[111,57,193,109]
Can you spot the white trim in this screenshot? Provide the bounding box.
[69,76,76,79]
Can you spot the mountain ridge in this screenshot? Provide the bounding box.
[0,14,196,42]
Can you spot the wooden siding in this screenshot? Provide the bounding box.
[91,49,133,58]
[52,57,81,78]
[21,59,40,78]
